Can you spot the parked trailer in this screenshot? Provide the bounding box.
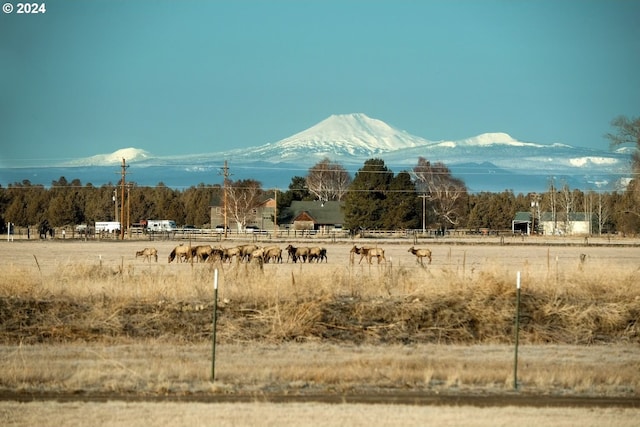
[146,220,177,232]
[95,221,121,233]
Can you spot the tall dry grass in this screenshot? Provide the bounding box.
[1,341,638,397]
[1,254,639,397]
[1,256,638,345]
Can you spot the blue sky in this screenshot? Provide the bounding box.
[1,0,639,167]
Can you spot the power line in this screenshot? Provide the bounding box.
[116,158,129,240]
[218,160,232,238]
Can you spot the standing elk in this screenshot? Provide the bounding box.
[238,244,259,262]
[262,246,283,263]
[350,245,385,264]
[209,247,225,262]
[408,246,432,265]
[285,244,310,263]
[168,244,191,263]
[221,246,242,263]
[136,247,158,262]
[191,245,214,263]
[318,247,328,263]
[308,247,327,263]
[249,247,265,262]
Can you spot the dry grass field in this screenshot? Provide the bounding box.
[1,235,639,425]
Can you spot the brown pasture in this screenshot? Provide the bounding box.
[1,237,639,425]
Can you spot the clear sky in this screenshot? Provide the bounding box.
[1,0,639,166]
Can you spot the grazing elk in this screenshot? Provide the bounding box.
[191,245,214,263]
[168,244,191,263]
[308,247,327,263]
[350,245,385,264]
[135,247,158,262]
[262,246,283,263]
[238,244,259,262]
[408,246,432,266]
[209,247,225,262]
[285,244,310,263]
[318,247,328,263]
[249,247,265,261]
[221,246,242,263]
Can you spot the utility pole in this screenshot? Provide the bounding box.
[530,193,540,235]
[119,158,129,240]
[113,189,118,222]
[419,194,428,234]
[127,184,131,239]
[221,160,230,238]
[273,188,278,238]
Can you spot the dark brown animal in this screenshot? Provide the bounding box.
[209,247,224,262]
[318,247,328,263]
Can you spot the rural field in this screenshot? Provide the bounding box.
[1,234,639,426]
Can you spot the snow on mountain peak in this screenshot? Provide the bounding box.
[108,148,151,162]
[64,147,153,166]
[243,113,431,161]
[458,132,541,147]
[41,113,631,193]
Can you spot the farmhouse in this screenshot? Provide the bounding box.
[209,197,276,231]
[538,212,596,236]
[280,200,345,234]
[512,211,596,236]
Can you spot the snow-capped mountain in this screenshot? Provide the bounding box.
[64,147,152,166]
[220,113,430,162]
[13,113,633,193]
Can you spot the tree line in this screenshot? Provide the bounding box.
[1,115,638,235]
[0,158,637,235]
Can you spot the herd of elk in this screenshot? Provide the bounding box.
[163,243,283,264]
[285,245,327,263]
[141,243,433,266]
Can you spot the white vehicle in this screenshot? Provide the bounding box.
[95,221,121,233]
[146,219,177,232]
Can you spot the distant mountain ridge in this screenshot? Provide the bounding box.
[64,147,153,166]
[31,113,634,192]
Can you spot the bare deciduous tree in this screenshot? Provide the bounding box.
[225,179,263,231]
[591,191,610,235]
[558,182,575,234]
[606,115,640,206]
[411,157,467,228]
[305,158,351,202]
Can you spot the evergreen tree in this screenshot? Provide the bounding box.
[466,192,493,229]
[382,171,419,229]
[182,183,221,226]
[47,177,87,226]
[343,159,393,230]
